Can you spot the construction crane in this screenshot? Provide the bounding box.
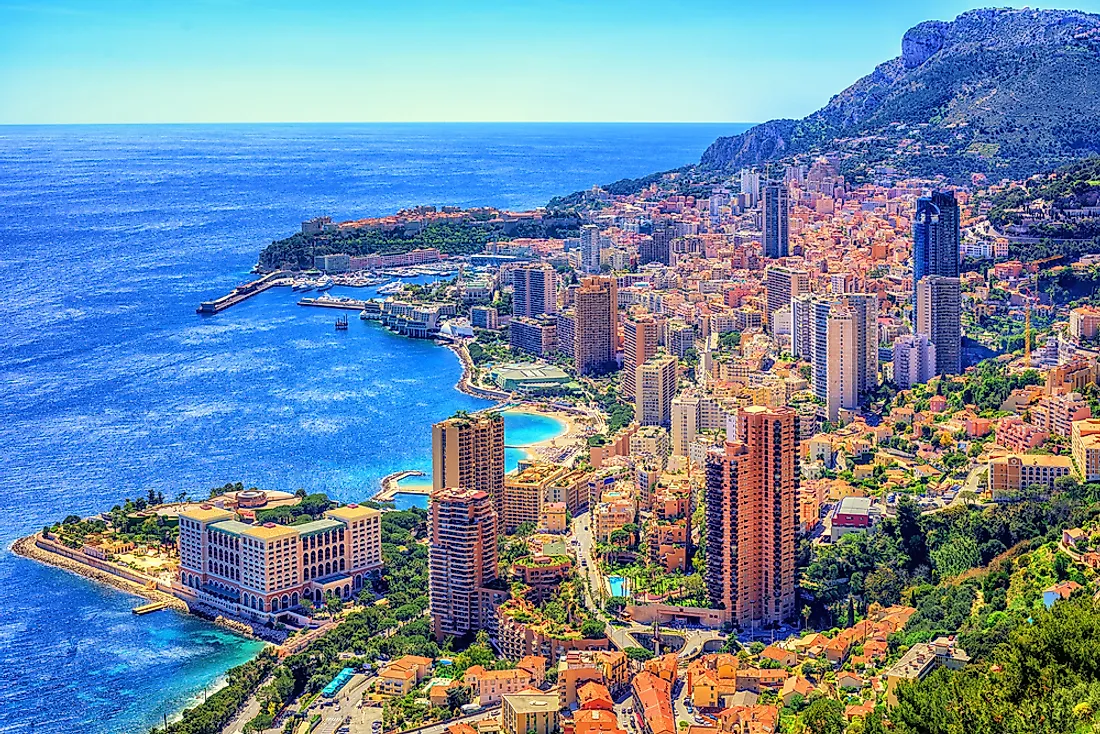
[1024,301,1032,365]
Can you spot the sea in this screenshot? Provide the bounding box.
[0,122,749,734]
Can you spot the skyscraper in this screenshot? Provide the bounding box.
[580,224,601,273]
[740,169,761,208]
[843,293,880,400]
[704,406,799,629]
[428,487,506,639]
[574,276,617,376]
[913,191,960,285]
[635,353,678,428]
[623,314,661,397]
[765,266,809,333]
[893,333,937,389]
[641,219,673,266]
[826,308,859,422]
[513,263,557,318]
[432,412,506,518]
[916,275,962,376]
[761,181,789,259]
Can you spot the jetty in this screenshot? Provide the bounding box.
[298,296,369,311]
[132,600,169,615]
[376,470,427,501]
[197,271,290,314]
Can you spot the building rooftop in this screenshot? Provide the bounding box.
[180,505,235,523]
[836,496,872,515]
[326,504,381,522]
[295,518,346,536]
[503,691,559,714]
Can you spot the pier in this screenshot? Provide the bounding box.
[132,600,169,615]
[197,271,290,314]
[298,297,369,311]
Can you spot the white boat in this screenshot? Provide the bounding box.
[317,277,334,291]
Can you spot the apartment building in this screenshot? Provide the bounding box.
[428,487,508,639]
[433,412,506,517]
[704,406,799,628]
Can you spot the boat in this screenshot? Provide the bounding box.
[376,281,405,295]
[317,277,334,291]
[335,315,349,331]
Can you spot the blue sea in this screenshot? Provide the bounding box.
[0,122,747,734]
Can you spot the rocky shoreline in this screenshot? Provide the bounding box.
[10,534,189,613]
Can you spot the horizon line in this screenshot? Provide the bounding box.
[0,120,757,127]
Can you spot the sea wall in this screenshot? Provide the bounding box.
[12,534,188,612]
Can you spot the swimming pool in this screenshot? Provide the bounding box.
[608,576,626,597]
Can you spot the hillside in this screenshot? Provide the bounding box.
[986,156,1100,238]
[700,8,1100,180]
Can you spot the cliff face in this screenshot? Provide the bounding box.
[700,8,1100,179]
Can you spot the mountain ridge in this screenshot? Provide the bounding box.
[700,7,1100,180]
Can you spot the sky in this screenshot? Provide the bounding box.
[2,0,1100,124]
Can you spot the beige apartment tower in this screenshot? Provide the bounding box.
[826,307,859,422]
[574,276,617,375]
[432,412,506,517]
[635,353,678,428]
[623,314,661,397]
[704,406,799,629]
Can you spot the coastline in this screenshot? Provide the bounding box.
[10,533,188,613]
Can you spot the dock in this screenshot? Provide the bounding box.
[298,297,369,311]
[197,271,290,314]
[132,600,169,615]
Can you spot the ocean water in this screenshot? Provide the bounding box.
[0,122,747,734]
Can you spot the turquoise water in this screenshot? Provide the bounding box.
[609,576,627,597]
[391,410,566,509]
[0,122,745,734]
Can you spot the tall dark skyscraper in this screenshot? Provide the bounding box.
[641,219,673,265]
[762,181,789,259]
[912,191,962,377]
[912,191,960,285]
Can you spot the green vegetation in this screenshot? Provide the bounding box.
[803,490,1100,625]
[891,595,1100,734]
[258,218,579,271]
[986,157,1100,238]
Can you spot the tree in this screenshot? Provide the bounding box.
[801,698,845,734]
[445,685,472,712]
[580,619,606,639]
[625,647,655,662]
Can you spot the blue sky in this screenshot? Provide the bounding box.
[2,1,1099,124]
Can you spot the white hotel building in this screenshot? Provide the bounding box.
[176,503,382,619]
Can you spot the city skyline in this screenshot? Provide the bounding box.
[4,1,1100,125]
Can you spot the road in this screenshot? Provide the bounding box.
[571,509,724,659]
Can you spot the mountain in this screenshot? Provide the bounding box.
[700,8,1100,180]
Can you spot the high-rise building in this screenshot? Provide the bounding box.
[623,314,661,397]
[671,393,732,457]
[916,275,962,376]
[810,298,833,403]
[556,310,576,357]
[843,293,879,399]
[513,264,557,319]
[635,353,678,428]
[641,219,673,266]
[790,295,814,361]
[893,334,937,389]
[913,191,960,286]
[510,317,557,357]
[761,181,789,259]
[574,276,617,376]
[580,225,601,273]
[704,406,799,629]
[740,169,761,208]
[428,487,507,639]
[764,266,809,333]
[826,308,859,422]
[432,412,506,518]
